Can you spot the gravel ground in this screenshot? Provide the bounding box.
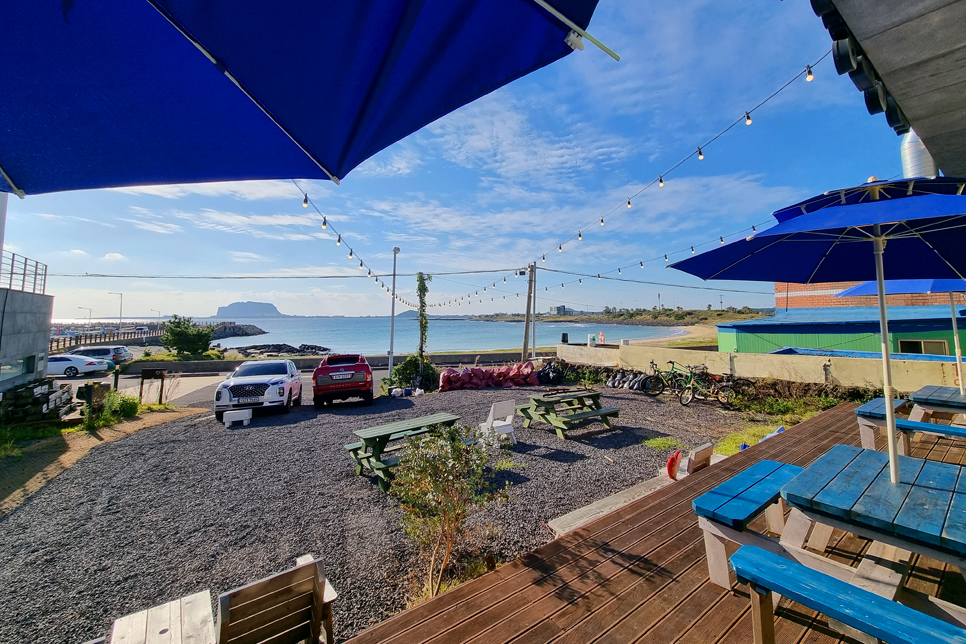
[0,387,747,644]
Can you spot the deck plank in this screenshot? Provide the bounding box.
[344,403,966,644]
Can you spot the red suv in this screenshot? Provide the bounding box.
[312,354,373,409]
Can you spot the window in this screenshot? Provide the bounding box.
[898,339,948,355]
[0,357,25,381]
[24,355,36,374]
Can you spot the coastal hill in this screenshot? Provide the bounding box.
[216,301,289,318]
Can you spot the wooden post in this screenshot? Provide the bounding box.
[748,582,776,644]
[158,373,165,405]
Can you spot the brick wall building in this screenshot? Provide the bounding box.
[774,282,966,310]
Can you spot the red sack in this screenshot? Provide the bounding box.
[502,380,514,388]
[527,373,539,385]
[521,361,534,376]
[508,364,522,378]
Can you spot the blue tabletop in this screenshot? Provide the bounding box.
[909,385,966,409]
[781,444,966,557]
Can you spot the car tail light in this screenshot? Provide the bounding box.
[366,371,372,383]
[85,362,97,366]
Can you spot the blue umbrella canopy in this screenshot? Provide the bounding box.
[670,178,966,484]
[0,0,601,195]
[834,279,966,297]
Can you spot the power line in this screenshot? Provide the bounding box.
[537,267,773,294]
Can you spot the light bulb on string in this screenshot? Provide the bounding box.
[545,287,548,292]
[719,236,724,245]
[691,246,695,254]
[367,269,372,277]
[752,225,757,232]
[627,198,632,209]
[600,216,605,226]
[697,147,704,160]
[664,254,669,262]
[597,274,601,280]
[659,175,664,187]
[336,235,341,246]
[805,65,814,81]
[348,248,353,258]
[744,112,752,125]
[561,283,564,289]
[579,279,582,284]
[618,267,622,275]
[359,260,364,269]
[578,231,582,241]
[558,244,562,253]
[321,217,327,230]
[503,277,506,283]
[542,255,546,262]
[640,261,644,268]
[302,195,308,208]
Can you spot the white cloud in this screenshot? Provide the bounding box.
[118,218,183,234]
[229,251,270,263]
[65,249,88,256]
[103,253,125,261]
[3,243,19,253]
[34,213,117,228]
[110,180,331,201]
[356,149,423,177]
[171,208,364,243]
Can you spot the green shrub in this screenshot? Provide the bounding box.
[203,349,225,360]
[161,315,212,355]
[386,354,439,391]
[117,394,140,418]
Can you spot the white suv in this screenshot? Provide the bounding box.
[65,346,134,363]
[213,360,302,422]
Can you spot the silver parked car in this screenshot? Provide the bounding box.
[66,346,134,363]
[213,360,303,422]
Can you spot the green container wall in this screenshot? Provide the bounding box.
[720,326,966,354]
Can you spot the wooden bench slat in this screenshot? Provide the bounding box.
[854,397,906,420]
[894,460,961,548]
[372,456,400,470]
[897,417,966,439]
[228,563,315,607]
[230,588,313,634]
[943,468,966,552]
[562,406,619,422]
[781,444,861,509]
[712,463,803,530]
[229,605,312,644]
[729,545,966,644]
[252,623,312,644]
[812,449,888,519]
[354,413,459,439]
[230,577,314,622]
[693,460,784,522]
[850,454,924,533]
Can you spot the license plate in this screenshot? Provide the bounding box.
[331,373,352,380]
[238,396,260,403]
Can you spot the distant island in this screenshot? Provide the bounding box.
[215,301,290,318]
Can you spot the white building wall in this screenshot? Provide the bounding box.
[0,288,53,392]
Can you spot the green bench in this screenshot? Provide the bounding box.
[517,390,619,439]
[730,545,966,644]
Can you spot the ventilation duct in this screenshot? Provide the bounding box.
[900,130,938,179]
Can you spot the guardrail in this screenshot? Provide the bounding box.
[1,251,47,294]
[49,329,164,354]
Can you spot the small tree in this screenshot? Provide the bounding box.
[392,424,489,598]
[160,315,212,355]
[416,272,432,364]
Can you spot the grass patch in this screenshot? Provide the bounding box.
[138,403,177,412]
[132,349,224,363]
[492,458,524,472]
[714,425,779,457]
[664,337,717,348]
[642,436,685,450]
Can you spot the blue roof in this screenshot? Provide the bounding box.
[771,347,958,362]
[1,0,600,195]
[718,306,966,329]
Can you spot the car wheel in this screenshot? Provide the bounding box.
[64,367,78,377]
[363,389,374,406]
[314,397,326,410]
[215,411,224,422]
[293,386,302,406]
[282,392,292,414]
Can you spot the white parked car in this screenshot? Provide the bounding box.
[213,360,302,421]
[47,355,109,377]
[65,346,134,363]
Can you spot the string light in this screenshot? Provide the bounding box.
[321,217,327,229]
[600,216,605,226]
[578,231,582,241]
[626,198,632,209]
[744,112,752,125]
[336,235,341,246]
[640,261,644,268]
[665,254,669,261]
[359,260,364,269]
[697,147,704,160]
[659,175,664,187]
[806,65,814,82]
[752,225,757,232]
[348,249,353,258]
[618,267,622,274]
[691,246,695,253]
[503,277,507,283]
[302,195,308,208]
[719,236,724,244]
[542,255,546,262]
[579,279,582,284]
[558,244,562,253]
[597,274,601,280]
[561,283,564,289]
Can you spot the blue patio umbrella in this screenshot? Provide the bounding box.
[0,0,607,196]
[670,178,966,483]
[835,279,966,395]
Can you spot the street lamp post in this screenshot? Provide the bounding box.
[78,306,92,327]
[108,292,122,337]
[151,309,161,331]
[388,247,400,374]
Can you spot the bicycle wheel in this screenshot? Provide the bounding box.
[732,379,758,399]
[642,375,665,396]
[680,386,695,406]
[717,386,736,405]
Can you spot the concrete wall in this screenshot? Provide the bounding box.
[558,343,961,394]
[0,288,54,391]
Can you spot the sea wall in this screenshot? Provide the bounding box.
[557,343,961,394]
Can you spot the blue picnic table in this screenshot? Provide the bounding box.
[781,444,966,569]
[909,385,966,418]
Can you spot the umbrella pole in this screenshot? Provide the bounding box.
[950,293,965,396]
[874,232,900,484]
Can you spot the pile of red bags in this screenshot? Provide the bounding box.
[438,361,539,391]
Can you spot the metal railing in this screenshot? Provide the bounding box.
[1,251,47,294]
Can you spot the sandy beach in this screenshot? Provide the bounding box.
[629,324,718,347]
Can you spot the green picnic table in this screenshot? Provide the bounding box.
[345,412,460,491]
[516,389,619,440]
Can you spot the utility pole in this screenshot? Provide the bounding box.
[109,292,123,335]
[658,293,661,311]
[720,294,724,310]
[522,264,534,360]
[388,247,401,373]
[531,264,537,358]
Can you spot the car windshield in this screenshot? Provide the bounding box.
[233,363,287,377]
[327,356,360,366]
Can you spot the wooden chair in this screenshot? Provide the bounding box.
[216,555,337,644]
[480,400,516,445]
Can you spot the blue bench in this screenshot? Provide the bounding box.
[730,545,966,644]
[693,460,803,589]
[855,397,966,454]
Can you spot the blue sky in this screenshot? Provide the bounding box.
[6,0,904,320]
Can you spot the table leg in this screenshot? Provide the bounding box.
[908,405,931,422]
[702,528,731,589]
[764,499,786,535]
[857,417,878,450]
[748,583,776,644]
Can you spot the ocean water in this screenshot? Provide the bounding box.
[209,317,683,355]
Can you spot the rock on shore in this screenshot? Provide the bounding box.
[228,343,330,357]
[211,324,267,340]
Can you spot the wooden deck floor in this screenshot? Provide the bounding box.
[345,403,966,644]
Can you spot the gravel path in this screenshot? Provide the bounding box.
[0,387,747,644]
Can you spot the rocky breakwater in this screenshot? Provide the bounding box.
[211,324,266,341]
[228,344,330,358]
